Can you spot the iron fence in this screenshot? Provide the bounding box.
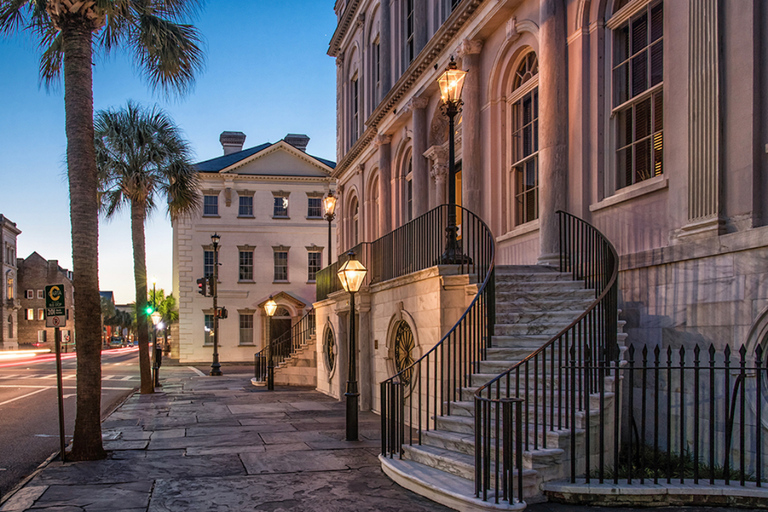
[315,243,370,302]
[254,308,316,382]
[592,342,768,487]
[380,205,496,481]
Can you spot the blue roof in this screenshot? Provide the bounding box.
[195,142,336,173]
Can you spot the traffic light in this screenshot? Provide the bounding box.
[145,304,154,316]
[197,277,207,296]
[207,276,215,296]
[217,307,228,319]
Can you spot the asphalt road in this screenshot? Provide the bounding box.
[0,346,141,499]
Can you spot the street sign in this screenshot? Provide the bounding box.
[45,284,67,328]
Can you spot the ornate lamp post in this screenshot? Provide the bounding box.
[337,251,367,441]
[264,296,277,391]
[323,190,337,265]
[210,233,222,376]
[437,57,467,264]
[151,310,162,387]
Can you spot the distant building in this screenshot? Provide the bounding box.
[172,132,335,363]
[16,252,74,349]
[0,215,20,350]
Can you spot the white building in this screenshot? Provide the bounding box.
[172,132,335,364]
[0,215,20,350]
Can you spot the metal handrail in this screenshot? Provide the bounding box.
[254,308,316,382]
[380,204,496,481]
[473,210,619,500]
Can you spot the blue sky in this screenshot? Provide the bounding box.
[0,2,338,304]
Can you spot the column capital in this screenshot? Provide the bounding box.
[336,54,344,67]
[356,163,365,175]
[431,163,448,180]
[457,38,483,58]
[374,133,392,146]
[405,96,429,111]
[424,145,448,165]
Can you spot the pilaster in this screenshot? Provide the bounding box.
[409,97,430,217]
[376,134,393,234]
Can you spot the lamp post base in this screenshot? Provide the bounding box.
[345,391,359,441]
[267,365,275,391]
[210,362,222,376]
[440,225,473,265]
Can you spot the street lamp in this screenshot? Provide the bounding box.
[210,233,222,376]
[264,296,277,391]
[151,310,162,387]
[337,250,367,441]
[323,190,337,265]
[437,56,468,264]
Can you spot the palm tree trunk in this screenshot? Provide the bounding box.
[64,22,106,461]
[132,201,153,393]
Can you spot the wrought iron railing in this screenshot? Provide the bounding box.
[473,210,619,503]
[254,308,316,382]
[316,205,483,301]
[380,205,496,478]
[602,342,767,487]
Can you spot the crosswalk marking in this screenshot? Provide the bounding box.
[121,376,133,381]
[0,374,19,380]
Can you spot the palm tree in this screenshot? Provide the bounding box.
[156,290,178,354]
[0,0,204,460]
[96,101,199,394]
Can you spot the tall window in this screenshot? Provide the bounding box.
[204,314,213,345]
[239,196,253,217]
[26,308,34,320]
[36,290,44,299]
[273,195,289,218]
[307,251,322,282]
[37,308,44,320]
[374,40,381,86]
[25,289,33,299]
[6,274,13,300]
[239,250,253,281]
[510,53,539,226]
[7,315,12,338]
[239,313,253,345]
[351,76,359,145]
[405,0,415,64]
[204,250,214,277]
[351,198,360,246]
[274,250,288,282]
[203,194,218,216]
[406,157,413,222]
[307,197,322,218]
[612,0,663,189]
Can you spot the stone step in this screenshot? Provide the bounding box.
[491,335,552,348]
[379,455,529,511]
[494,268,575,281]
[494,323,575,337]
[460,383,618,404]
[495,280,587,292]
[496,297,595,312]
[495,310,584,326]
[495,288,595,302]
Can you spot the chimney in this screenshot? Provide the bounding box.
[220,131,246,155]
[284,133,310,153]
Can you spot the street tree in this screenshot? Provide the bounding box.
[151,288,178,354]
[96,101,199,393]
[0,0,204,460]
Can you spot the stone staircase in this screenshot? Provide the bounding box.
[380,265,626,510]
[273,334,317,387]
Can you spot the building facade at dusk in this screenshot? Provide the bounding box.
[0,215,20,350]
[172,132,335,364]
[312,0,768,506]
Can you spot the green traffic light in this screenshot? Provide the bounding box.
[145,306,154,315]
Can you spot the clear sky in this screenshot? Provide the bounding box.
[0,2,338,304]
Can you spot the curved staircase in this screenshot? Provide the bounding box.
[381,212,622,511]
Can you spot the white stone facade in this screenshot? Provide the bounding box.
[326,0,768,357]
[173,134,335,363]
[0,215,20,350]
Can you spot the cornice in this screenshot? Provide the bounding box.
[328,0,362,57]
[332,0,483,178]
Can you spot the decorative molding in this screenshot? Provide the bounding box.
[327,0,362,57]
[606,0,649,30]
[271,190,290,198]
[237,189,254,197]
[306,191,325,198]
[374,133,392,146]
[224,187,232,207]
[404,96,429,113]
[456,38,483,58]
[272,245,290,252]
[236,245,255,251]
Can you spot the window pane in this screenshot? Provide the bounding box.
[613,23,629,66]
[617,147,632,189]
[308,252,322,281]
[308,197,322,218]
[274,251,288,281]
[634,97,651,141]
[273,197,288,217]
[239,251,253,281]
[650,1,663,42]
[613,63,629,107]
[650,41,663,87]
[630,11,648,56]
[617,108,632,148]
[239,196,253,217]
[203,195,218,216]
[631,50,648,97]
[204,251,214,277]
[239,314,253,345]
[634,138,652,183]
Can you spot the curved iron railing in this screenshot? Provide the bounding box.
[473,210,619,502]
[254,308,316,382]
[380,205,496,471]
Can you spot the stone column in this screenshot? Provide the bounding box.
[410,97,430,217]
[337,183,345,253]
[425,145,448,209]
[457,39,483,217]
[376,134,393,235]
[537,0,568,266]
[380,0,392,93]
[680,0,723,237]
[357,294,372,411]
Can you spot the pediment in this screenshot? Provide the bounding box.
[220,141,332,178]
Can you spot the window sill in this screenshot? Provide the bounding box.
[238,215,254,219]
[496,219,540,243]
[238,343,256,347]
[272,216,290,220]
[306,280,317,284]
[306,216,323,220]
[589,175,668,212]
[273,280,289,284]
[203,343,213,347]
[202,214,220,218]
[238,280,255,284]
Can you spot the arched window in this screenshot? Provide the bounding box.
[347,195,360,247]
[609,0,663,190]
[7,314,12,339]
[509,52,539,226]
[370,174,380,240]
[406,157,413,222]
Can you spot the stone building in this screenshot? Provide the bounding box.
[311,0,768,507]
[17,252,74,349]
[172,132,335,364]
[0,215,21,350]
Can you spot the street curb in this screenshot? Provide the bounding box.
[0,387,137,508]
